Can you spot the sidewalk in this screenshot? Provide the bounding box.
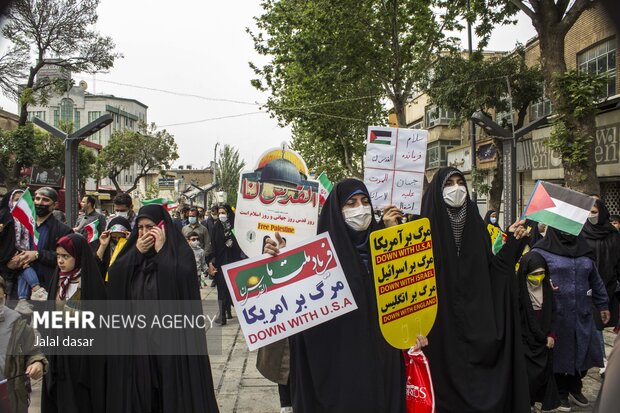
[27,286,613,412]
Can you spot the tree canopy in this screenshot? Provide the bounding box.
[96,123,179,194]
[216,144,246,208]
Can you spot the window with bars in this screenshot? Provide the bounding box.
[88,111,102,143]
[578,37,617,97]
[27,111,46,121]
[530,83,553,121]
[59,98,74,126]
[426,140,460,169]
[425,105,455,128]
[408,118,423,129]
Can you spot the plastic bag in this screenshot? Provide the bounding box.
[404,349,435,413]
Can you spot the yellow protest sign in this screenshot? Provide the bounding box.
[370,218,437,349]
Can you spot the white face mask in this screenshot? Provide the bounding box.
[490,217,497,224]
[342,205,372,231]
[588,213,598,224]
[190,240,200,248]
[219,214,228,222]
[443,185,468,208]
[115,211,129,219]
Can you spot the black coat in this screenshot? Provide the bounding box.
[34,214,73,290]
[289,179,405,413]
[106,205,219,413]
[420,167,530,413]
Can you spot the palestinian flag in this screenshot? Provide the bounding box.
[368,127,395,145]
[523,181,595,236]
[85,219,100,243]
[11,189,39,248]
[317,172,333,206]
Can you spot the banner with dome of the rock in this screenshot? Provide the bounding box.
[234,144,319,257]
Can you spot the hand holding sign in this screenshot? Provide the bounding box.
[370,218,438,350]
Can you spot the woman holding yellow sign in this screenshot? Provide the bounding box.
[420,167,530,413]
[264,179,426,413]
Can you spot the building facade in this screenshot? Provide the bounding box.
[399,1,619,218]
[24,78,148,198]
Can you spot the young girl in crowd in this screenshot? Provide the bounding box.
[41,233,107,413]
[516,251,560,411]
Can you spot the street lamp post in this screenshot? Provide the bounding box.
[33,114,113,226]
[470,111,549,228]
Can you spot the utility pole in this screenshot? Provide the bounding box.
[467,0,477,205]
[33,114,112,226]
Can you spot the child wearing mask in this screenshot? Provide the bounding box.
[517,251,560,412]
[187,231,208,287]
[0,189,47,316]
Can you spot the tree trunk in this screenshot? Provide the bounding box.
[538,22,600,194]
[563,115,600,194]
[393,99,407,128]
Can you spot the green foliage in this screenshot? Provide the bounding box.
[546,70,606,174]
[427,48,543,126]
[145,181,160,200]
[0,0,120,102]
[471,167,491,195]
[249,0,469,177]
[0,124,37,187]
[96,123,179,193]
[216,145,246,209]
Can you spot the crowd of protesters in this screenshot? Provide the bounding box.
[0,167,618,412]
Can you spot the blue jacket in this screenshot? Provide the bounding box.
[532,248,608,374]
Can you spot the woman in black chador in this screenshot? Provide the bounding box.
[287,179,406,413]
[420,167,530,413]
[105,204,219,412]
[580,198,620,331]
[210,204,243,325]
[42,234,107,413]
[516,251,560,411]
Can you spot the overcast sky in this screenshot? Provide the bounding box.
[0,1,537,170]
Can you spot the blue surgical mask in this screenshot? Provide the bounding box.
[490,217,497,224]
[188,217,197,225]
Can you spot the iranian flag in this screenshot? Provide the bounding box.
[523,181,595,236]
[10,189,39,248]
[85,219,100,243]
[317,172,333,206]
[141,197,167,206]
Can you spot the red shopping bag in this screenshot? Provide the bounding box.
[404,349,435,413]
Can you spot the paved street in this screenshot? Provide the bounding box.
[27,285,614,412]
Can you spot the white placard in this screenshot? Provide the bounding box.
[364,126,428,214]
[222,233,358,351]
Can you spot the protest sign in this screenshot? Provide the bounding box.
[235,144,319,257]
[369,218,438,349]
[222,233,357,351]
[364,126,428,214]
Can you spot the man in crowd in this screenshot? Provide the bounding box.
[112,192,136,229]
[74,195,106,237]
[173,205,190,231]
[182,207,213,257]
[610,214,620,231]
[6,187,72,290]
[203,205,218,235]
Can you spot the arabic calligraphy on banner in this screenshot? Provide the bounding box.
[369,218,438,349]
[364,127,428,215]
[235,145,319,257]
[222,233,357,351]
